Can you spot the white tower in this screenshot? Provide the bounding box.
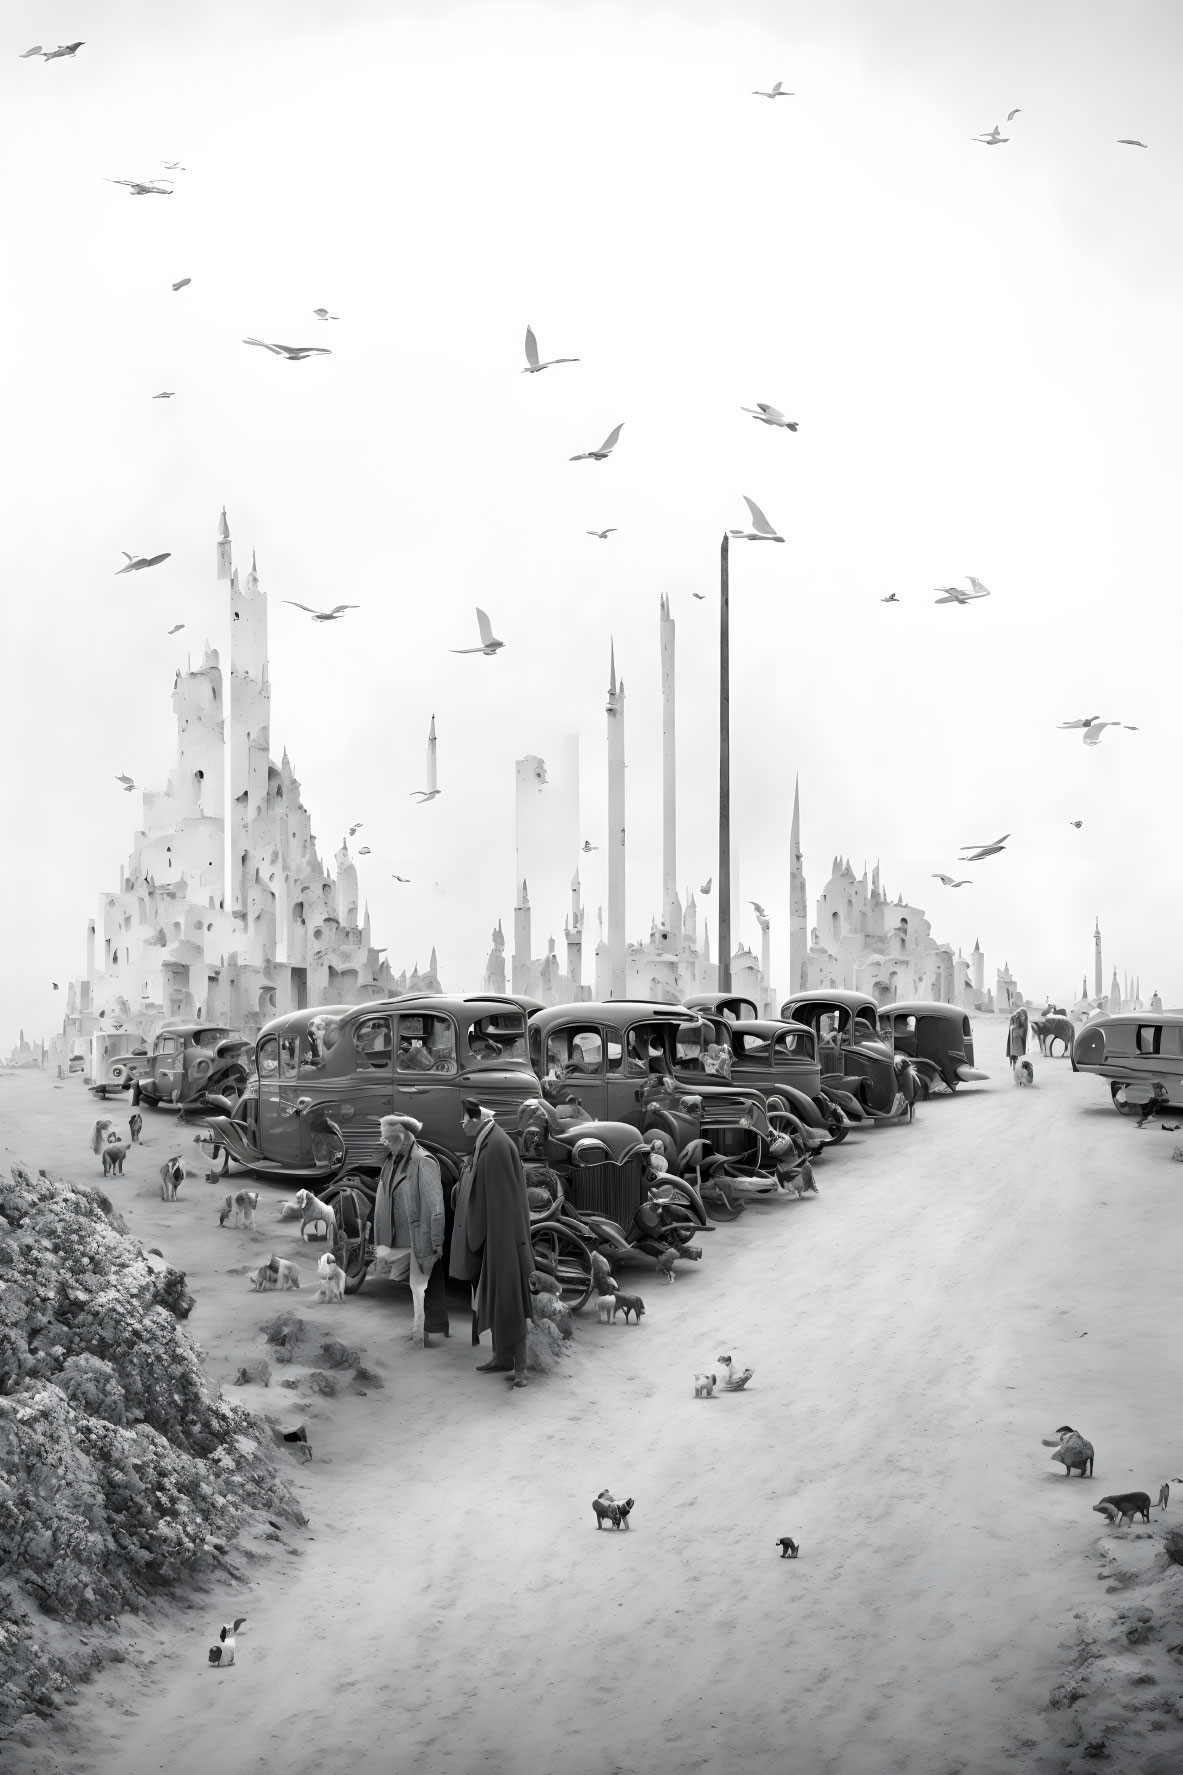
[659,593,679,939]
[513,879,532,993]
[606,642,626,1000]
[227,516,270,918]
[1094,918,1102,1000]
[425,715,438,795]
[564,869,584,993]
[789,775,808,995]
[972,937,984,996]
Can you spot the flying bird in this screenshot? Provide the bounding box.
[451,607,504,655]
[881,593,899,603]
[934,577,991,605]
[116,551,170,574]
[392,874,411,882]
[1006,108,1021,121]
[357,845,371,854]
[959,834,1009,851]
[729,495,783,542]
[168,623,185,635]
[52,982,59,990]
[741,403,798,430]
[752,81,792,98]
[115,775,136,791]
[959,838,1008,861]
[587,528,617,539]
[750,900,767,918]
[932,874,972,887]
[106,179,173,196]
[20,47,44,58]
[243,338,331,361]
[1069,820,1083,829]
[699,878,713,894]
[312,308,339,320]
[40,42,85,60]
[1082,721,1134,747]
[1117,139,1147,148]
[171,278,191,292]
[523,325,579,373]
[348,823,363,836]
[570,423,623,462]
[410,792,440,803]
[1057,715,1101,730]
[152,391,175,399]
[282,601,358,622]
[582,840,599,852]
[692,592,706,600]
[162,161,186,171]
[974,125,1009,145]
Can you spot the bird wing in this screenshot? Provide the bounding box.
[598,423,624,453]
[276,344,331,357]
[144,553,171,568]
[524,325,540,369]
[932,874,954,884]
[1082,724,1110,745]
[700,878,712,892]
[243,338,284,355]
[1117,139,1147,146]
[450,646,483,654]
[954,880,972,887]
[1007,108,1021,120]
[759,404,785,421]
[282,600,320,614]
[743,495,776,534]
[327,605,358,616]
[115,774,134,785]
[475,607,495,646]
[21,46,43,58]
[966,577,991,596]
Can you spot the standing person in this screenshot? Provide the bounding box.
[451,1098,534,1388]
[1006,1006,1029,1071]
[373,1115,449,1348]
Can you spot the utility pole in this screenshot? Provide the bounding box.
[718,533,731,991]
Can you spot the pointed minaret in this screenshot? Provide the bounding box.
[972,937,984,996]
[513,878,532,994]
[426,714,438,795]
[227,515,270,921]
[565,868,584,994]
[1094,917,1103,999]
[217,506,232,581]
[789,775,808,994]
[606,641,626,999]
[659,593,678,933]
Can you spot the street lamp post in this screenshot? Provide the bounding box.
[719,533,731,992]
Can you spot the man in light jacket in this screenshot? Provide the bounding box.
[374,1115,447,1348]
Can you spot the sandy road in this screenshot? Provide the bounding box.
[4,1034,1182,1775]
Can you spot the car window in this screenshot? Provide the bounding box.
[279,1034,300,1080]
[733,1031,771,1063]
[258,1036,279,1078]
[774,1030,812,1063]
[466,1013,527,1064]
[396,1013,457,1074]
[191,1028,226,1051]
[546,1027,603,1074]
[350,1015,392,1070]
[1136,1025,1162,1057]
[674,1023,706,1069]
[1160,1025,1183,1057]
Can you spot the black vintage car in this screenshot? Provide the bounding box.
[779,991,916,1121]
[878,1002,989,1094]
[132,1023,255,1115]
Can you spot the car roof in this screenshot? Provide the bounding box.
[1086,1010,1183,1027]
[882,1001,969,1020]
[781,991,881,1014]
[257,996,527,1041]
[529,1001,699,1033]
[156,1021,232,1037]
[729,1017,814,1038]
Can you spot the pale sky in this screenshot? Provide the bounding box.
[2,0,1180,1051]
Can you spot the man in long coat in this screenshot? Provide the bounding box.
[451,1098,534,1387]
[373,1115,450,1346]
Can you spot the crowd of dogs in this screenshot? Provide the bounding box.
[1042,1425,1174,1528]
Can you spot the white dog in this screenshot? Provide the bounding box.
[694,1372,717,1398]
[596,1296,617,1324]
[159,1156,185,1200]
[1013,1059,1034,1088]
[250,1255,300,1292]
[315,1251,346,1303]
[293,1187,336,1244]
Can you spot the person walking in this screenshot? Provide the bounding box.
[1006,1006,1030,1071]
[373,1115,449,1347]
[450,1098,534,1388]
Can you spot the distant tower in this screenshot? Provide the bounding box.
[789,775,808,995]
[972,937,984,996]
[483,921,506,995]
[564,869,584,993]
[1108,967,1121,1013]
[227,515,271,918]
[606,642,626,999]
[425,715,438,796]
[515,755,549,923]
[512,879,532,994]
[1094,917,1102,999]
[659,594,678,935]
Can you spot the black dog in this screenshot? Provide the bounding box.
[1093,1491,1152,1527]
[128,1111,143,1144]
[592,1495,635,1531]
[776,1537,799,1559]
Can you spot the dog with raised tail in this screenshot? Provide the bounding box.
[694,1372,717,1398]
[315,1251,346,1303]
[159,1156,185,1200]
[592,1494,634,1531]
[208,1617,247,1668]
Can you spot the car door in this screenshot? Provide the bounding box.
[338,1013,395,1166]
[393,1011,463,1150]
[543,1023,607,1121]
[255,1035,290,1160]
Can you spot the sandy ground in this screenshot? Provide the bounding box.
[4,1020,1183,1775]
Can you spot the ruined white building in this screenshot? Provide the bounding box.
[55,510,406,1064]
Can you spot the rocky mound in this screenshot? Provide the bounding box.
[0,1162,303,1736]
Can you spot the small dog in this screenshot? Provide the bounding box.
[596,1295,618,1324]
[656,1248,678,1283]
[218,1189,259,1231]
[159,1156,185,1200]
[694,1372,717,1398]
[717,1355,754,1391]
[293,1188,336,1244]
[90,1118,114,1156]
[316,1251,346,1303]
[128,1111,143,1144]
[208,1618,246,1668]
[592,1495,635,1531]
[776,1537,799,1559]
[590,1251,619,1296]
[250,1255,300,1292]
[101,1137,128,1176]
[610,1293,645,1324]
[1092,1491,1152,1528]
[1013,1059,1034,1088]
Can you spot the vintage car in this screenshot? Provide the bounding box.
[680,1011,825,1110]
[88,1029,150,1096]
[683,993,761,1023]
[132,1023,255,1115]
[878,1002,989,1094]
[1071,1010,1183,1115]
[779,991,915,1121]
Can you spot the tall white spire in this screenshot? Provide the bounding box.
[606,640,626,999]
[789,774,807,994]
[659,593,677,933]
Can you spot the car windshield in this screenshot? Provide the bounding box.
[466,1013,527,1065]
[191,1028,229,1051]
[774,1030,812,1063]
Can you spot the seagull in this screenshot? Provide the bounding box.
[152,391,175,399]
[410,791,441,803]
[692,592,706,600]
[392,874,411,882]
[570,424,623,462]
[974,125,1009,145]
[451,607,504,655]
[171,278,191,292]
[115,775,136,790]
[167,623,185,635]
[582,840,599,852]
[357,845,371,854]
[243,338,331,361]
[20,46,45,58]
[750,900,767,918]
[741,403,798,430]
[935,577,991,605]
[116,551,170,574]
[1117,139,1147,148]
[348,823,363,836]
[52,982,59,990]
[699,878,713,894]
[587,528,617,539]
[932,874,972,887]
[106,179,173,196]
[1057,715,1102,729]
[312,308,339,320]
[959,841,1008,861]
[1006,108,1021,121]
[163,161,186,171]
[1082,721,1126,747]
[881,593,899,603]
[959,834,1009,852]
[1069,820,1083,829]
[752,81,793,98]
[523,325,579,373]
[729,495,783,542]
[282,601,358,623]
[40,42,85,60]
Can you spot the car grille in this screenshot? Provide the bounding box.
[565,1155,648,1226]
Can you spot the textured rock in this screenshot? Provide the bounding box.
[307,1370,338,1397]
[316,1340,362,1370]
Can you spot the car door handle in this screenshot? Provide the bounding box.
[399,1086,425,1095]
